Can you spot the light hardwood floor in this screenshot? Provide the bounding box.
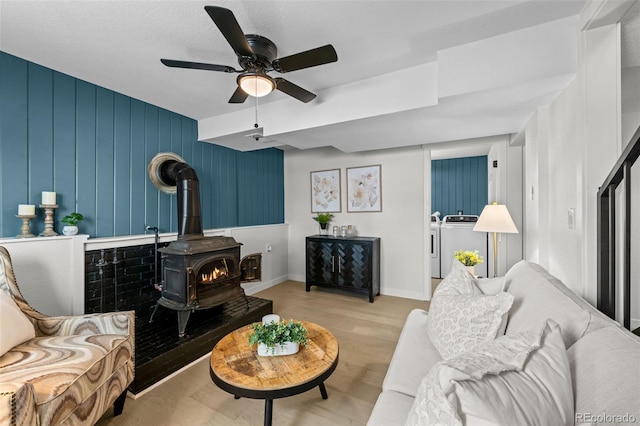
[97,281,429,426]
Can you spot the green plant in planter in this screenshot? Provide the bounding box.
[61,212,84,226]
[248,320,309,351]
[312,213,334,225]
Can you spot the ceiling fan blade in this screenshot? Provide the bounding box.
[161,59,236,73]
[204,6,254,58]
[272,45,338,73]
[229,87,249,103]
[274,78,316,103]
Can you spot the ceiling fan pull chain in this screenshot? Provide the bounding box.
[254,95,259,128]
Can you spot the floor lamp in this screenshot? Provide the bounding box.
[473,202,518,277]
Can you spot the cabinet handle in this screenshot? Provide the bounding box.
[338,257,342,273]
[331,255,335,272]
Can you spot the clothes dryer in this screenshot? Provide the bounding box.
[440,215,488,278]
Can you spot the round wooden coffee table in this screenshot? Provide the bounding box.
[209,321,339,426]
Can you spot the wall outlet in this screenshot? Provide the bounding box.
[266,244,273,253]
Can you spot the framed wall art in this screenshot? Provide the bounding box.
[310,169,341,213]
[347,164,382,212]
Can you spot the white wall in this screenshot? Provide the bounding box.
[0,224,289,316]
[0,235,87,316]
[521,1,629,305]
[285,145,429,300]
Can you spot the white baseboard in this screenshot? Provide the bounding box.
[243,274,289,296]
[287,274,305,282]
[631,319,640,331]
[381,287,428,301]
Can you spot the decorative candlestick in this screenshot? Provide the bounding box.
[39,204,59,237]
[15,215,36,238]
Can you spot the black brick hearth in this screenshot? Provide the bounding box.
[131,294,271,394]
[84,244,273,394]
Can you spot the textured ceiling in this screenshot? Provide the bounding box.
[0,0,587,152]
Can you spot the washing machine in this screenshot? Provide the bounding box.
[430,213,441,278]
[440,215,488,278]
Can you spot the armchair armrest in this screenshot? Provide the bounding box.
[33,311,134,338]
[0,382,39,426]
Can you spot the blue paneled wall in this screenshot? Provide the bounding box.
[0,51,284,238]
[431,156,488,217]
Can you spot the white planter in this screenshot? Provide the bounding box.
[257,341,300,357]
[62,226,78,236]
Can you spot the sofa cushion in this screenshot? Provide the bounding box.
[406,320,573,426]
[0,291,35,356]
[473,276,506,295]
[428,259,513,359]
[0,333,132,424]
[367,390,414,426]
[504,261,614,348]
[428,292,513,360]
[568,325,640,422]
[382,309,440,396]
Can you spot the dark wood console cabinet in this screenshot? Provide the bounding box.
[305,235,380,302]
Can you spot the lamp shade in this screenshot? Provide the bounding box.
[473,203,518,233]
[238,73,275,97]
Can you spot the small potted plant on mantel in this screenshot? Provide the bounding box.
[61,212,84,236]
[312,213,334,235]
[454,250,484,276]
[248,315,309,356]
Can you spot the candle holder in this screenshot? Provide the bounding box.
[15,215,36,238]
[39,204,59,237]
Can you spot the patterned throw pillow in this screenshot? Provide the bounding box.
[428,259,513,359]
[0,291,35,356]
[406,320,574,426]
[433,259,482,297]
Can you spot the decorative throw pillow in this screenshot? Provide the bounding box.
[0,291,35,357]
[428,259,513,359]
[433,259,481,297]
[406,320,574,426]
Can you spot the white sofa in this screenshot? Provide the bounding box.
[368,261,640,425]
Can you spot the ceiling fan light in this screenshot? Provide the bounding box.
[238,73,275,97]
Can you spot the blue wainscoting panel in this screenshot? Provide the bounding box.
[0,51,285,238]
[113,93,132,237]
[237,148,284,226]
[431,156,488,217]
[95,87,115,237]
[75,80,98,236]
[53,73,77,227]
[0,54,29,236]
[129,99,147,235]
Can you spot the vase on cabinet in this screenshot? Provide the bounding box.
[62,225,78,236]
[319,222,329,235]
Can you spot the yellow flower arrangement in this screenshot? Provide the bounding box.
[454,250,484,266]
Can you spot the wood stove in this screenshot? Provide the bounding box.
[148,152,261,336]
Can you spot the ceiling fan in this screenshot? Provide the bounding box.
[161,6,338,104]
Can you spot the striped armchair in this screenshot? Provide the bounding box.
[0,246,134,425]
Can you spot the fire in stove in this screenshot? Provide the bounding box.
[201,267,228,283]
[200,258,231,283]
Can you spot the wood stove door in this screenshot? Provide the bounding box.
[240,253,262,282]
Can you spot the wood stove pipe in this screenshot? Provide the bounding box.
[158,160,203,239]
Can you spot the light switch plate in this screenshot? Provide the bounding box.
[568,208,575,229]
